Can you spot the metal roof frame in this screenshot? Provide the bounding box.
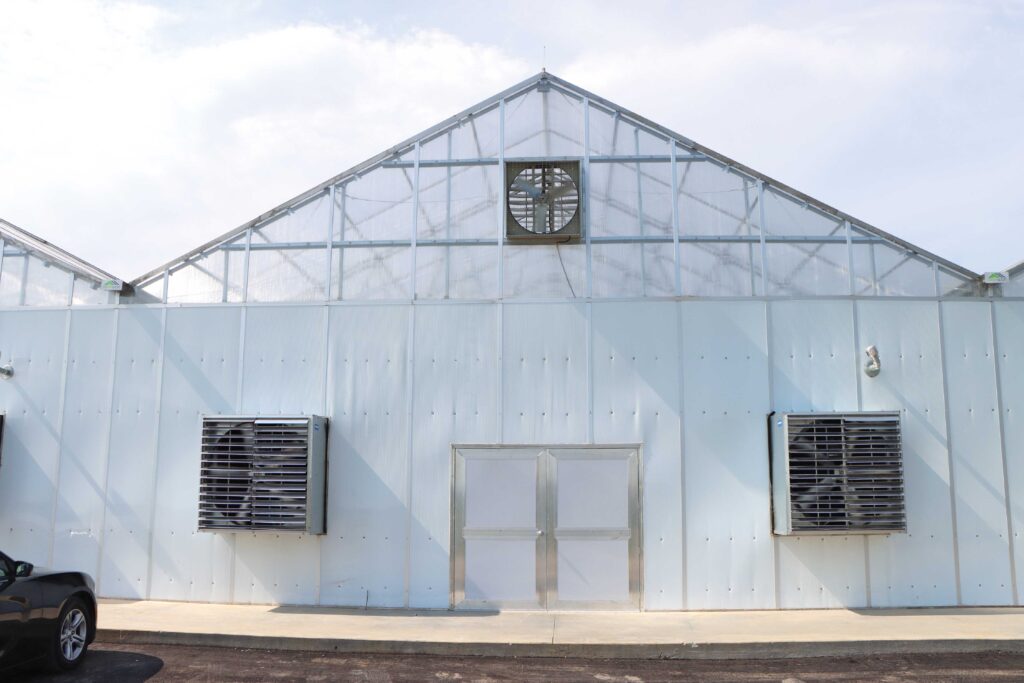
[131,71,980,287]
[1,217,125,289]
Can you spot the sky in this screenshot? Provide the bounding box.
[1,1,1022,279]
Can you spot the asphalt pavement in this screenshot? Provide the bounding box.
[8,643,1024,682]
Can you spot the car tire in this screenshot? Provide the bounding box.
[47,597,90,671]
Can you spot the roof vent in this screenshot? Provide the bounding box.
[199,415,327,534]
[770,412,906,535]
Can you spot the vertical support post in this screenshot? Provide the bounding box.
[0,237,6,288]
[496,98,506,442]
[445,131,453,299]
[758,180,769,297]
[869,241,879,295]
[583,97,593,299]
[411,141,421,300]
[935,299,964,605]
[160,270,169,304]
[325,185,335,301]
[634,128,648,297]
[65,269,74,307]
[221,249,230,303]
[670,142,682,296]
[144,307,169,600]
[845,220,855,296]
[932,261,942,298]
[18,253,29,306]
[743,182,756,296]
[337,184,347,300]
[241,228,252,303]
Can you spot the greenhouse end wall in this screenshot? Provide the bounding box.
[0,297,1020,610]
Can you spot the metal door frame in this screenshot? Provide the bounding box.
[450,443,643,611]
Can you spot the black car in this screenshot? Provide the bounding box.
[0,551,97,672]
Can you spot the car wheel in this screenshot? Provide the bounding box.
[47,597,90,671]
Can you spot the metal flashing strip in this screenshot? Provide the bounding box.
[0,218,125,291]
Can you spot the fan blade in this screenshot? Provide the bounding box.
[543,183,574,201]
[512,179,543,199]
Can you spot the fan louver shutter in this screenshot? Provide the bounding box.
[773,412,906,534]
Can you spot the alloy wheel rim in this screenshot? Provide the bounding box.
[59,608,87,661]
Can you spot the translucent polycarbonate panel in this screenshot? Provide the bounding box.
[416,165,499,241]
[678,162,760,237]
[420,105,501,161]
[72,276,115,305]
[504,86,583,157]
[850,243,877,295]
[590,162,673,237]
[587,103,669,156]
[337,168,415,242]
[503,243,585,298]
[643,242,677,297]
[415,245,497,299]
[591,242,676,298]
[0,253,26,305]
[23,254,72,306]
[765,242,851,296]
[591,243,643,298]
[224,238,247,303]
[763,188,843,237]
[247,248,326,302]
[937,267,980,297]
[254,193,330,244]
[336,246,411,299]
[871,243,937,297]
[166,250,225,304]
[137,276,165,302]
[680,242,760,297]
[1007,271,1024,296]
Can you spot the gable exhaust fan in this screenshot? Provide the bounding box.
[506,160,581,242]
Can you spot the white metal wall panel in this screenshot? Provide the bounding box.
[503,303,588,443]
[410,304,498,607]
[51,310,117,575]
[98,307,164,598]
[994,301,1024,603]
[770,300,868,608]
[320,305,410,608]
[941,301,1014,605]
[0,310,67,564]
[233,306,326,605]
[680,301,774,609]
[148,307,241,602]
[857,301,958,606]
[591,301,683,609]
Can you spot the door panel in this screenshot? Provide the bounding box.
[548,448,640,609]
[453,445,640,611]
[453,448,546,609]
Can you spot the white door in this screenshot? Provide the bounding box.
[452,445,640,610]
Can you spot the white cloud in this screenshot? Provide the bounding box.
[0,3,527,277]
[1,1,1022,277]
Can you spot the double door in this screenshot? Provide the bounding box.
[452,446,641,610]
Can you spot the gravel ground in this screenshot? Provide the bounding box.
[7,643,1024,682]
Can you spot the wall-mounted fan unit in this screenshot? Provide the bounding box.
[770,412,906,535]
[505,160,581,242]
[199,415,327,534]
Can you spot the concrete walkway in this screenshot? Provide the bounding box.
[96,599,1024,660]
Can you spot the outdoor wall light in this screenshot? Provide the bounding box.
[0,352,13,380]
[864,345,881,378]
